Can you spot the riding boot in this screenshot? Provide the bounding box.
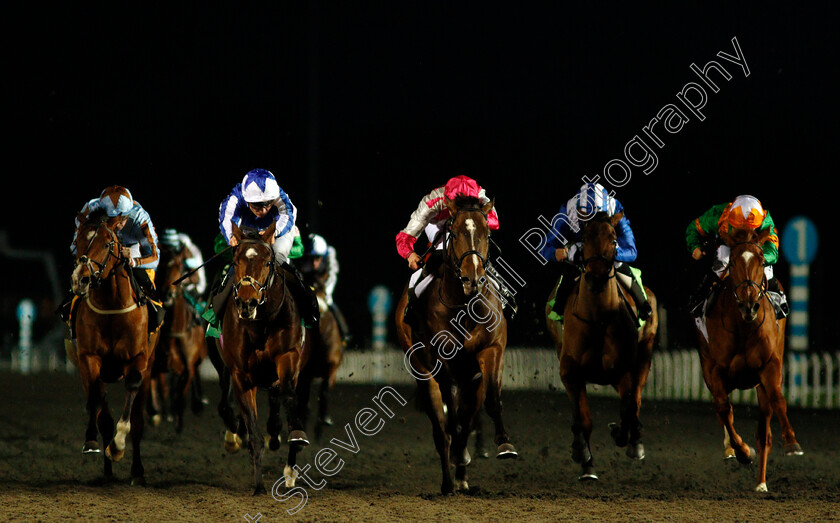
[689,271,721,318]
[282,261,320,328]
[615,264,652,321]
[132,268,164,332]
[329,302,353,345]
[766,278,790,319]
[550,266,579,320]
[485,264,518,319]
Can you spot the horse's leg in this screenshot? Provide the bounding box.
[105,364,144,464]
[761,359,803,456]
[296,371,313,439]
[610,372,646,460]
[705,366,755,465]
[208,338,242,452]
[96,390,115,479]
[561,358,596,480]
[190,342,206,413]
[233,378,264,495]
[452,376,484,491]
[78,355,104,454]
[128,369,150,486]
[266,383,285,451]
[477,349,517,459]
[754,385,773,492]
[471,407,490,459]
[417,378,454,495]
[147,375,162,426]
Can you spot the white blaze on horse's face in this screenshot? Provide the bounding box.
[245,247,259,259]
[741,250,754,266]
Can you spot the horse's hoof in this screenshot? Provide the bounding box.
[784,443,804,456]
[82,441,101,454]
[288,430,310,447]
[755,482,768,492]
[626,443,645,460]
[224,430,242,454]
[441,482,455,495]
[319,416,334,427]
[253,484,267,496]
[578,472,599,481]
[454,479,469,491]
[268,435,281,451]
[130,476,147,487]
[105,445,125,463]
[496,443,518,459]
[571,445,591,465]
[608,422,628,447]
[459,449,471,467]
[151,414,162,427]
[735,446,756,465]
[723,447,736,460]
[475,448,490,459]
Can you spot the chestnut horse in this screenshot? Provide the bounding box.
[396,195,517,495]
[214,222,310,495]
[546,211,658,481]
[70,210,159,485]
[151,242,209,433]
[296,281,344,441]
[695,226,802,492]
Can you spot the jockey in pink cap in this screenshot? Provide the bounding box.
[396,175,499,269]
[397,175,516,320]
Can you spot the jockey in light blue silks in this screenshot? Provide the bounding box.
[542,182,652,324]
[205,168,319,330]
[62,185,164,332]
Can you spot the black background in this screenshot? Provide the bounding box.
[4,2,838,350]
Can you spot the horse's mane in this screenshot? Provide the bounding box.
[83,208,110,227]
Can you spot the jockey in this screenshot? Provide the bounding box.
[65,185,163,331]
[542,182,652,322]
[159,228,207,308]
[299,233,352,343]
[396,175,516,317]
[685,194,789,319]
[210,168,318,328]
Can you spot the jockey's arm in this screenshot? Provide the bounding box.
[614,213,638,263]
[685,202,728,258]
[760,211,780,265]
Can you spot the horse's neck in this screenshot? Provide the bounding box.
[91,269,135,308]
[577,275,621,316]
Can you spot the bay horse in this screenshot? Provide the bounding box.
[214,222,310,495]
[151,242,209,433]
[70,210,159,485]
[296,278,344,442]
[546,211,658,481]
[695,226,802,492]
[396,195,517,495]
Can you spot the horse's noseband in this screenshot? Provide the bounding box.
[75,231,122,290]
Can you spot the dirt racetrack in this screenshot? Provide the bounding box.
[1,370,838,522]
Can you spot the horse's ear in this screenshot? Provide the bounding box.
[610,210,624,227]
[106,215,123,228]
[231,222,242,244]
[482,198,495,216]
[261,221,276,244]
[445,196,458,216]
[76,212,87,226]
[719,226,733,246]
[755,226,773,245]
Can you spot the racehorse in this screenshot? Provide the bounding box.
[546,211,658,481]
[695,226,803,492]
[396,195,517,495]
[296,279,344,442]
[151,242,209,433]
[70,210,159,485]
[212,222,310,495]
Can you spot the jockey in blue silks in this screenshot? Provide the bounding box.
[542,182,652,322]
[206,168,319,330]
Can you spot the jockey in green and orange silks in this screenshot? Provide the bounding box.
[685,195,788,318]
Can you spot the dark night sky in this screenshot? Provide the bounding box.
[4,2,839,348]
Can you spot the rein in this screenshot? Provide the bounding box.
[232,239,286,316]
[719,241,771,332]
[74,223,138,314]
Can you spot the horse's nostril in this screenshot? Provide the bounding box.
[249,299,259,310]
[80,276,90,285]
[752,303,761,314]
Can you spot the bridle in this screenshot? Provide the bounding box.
[726,240,768,314]
[74,223,126,291]
[579,220,618,285]
[232,238,282,311]
[443,206,489,280]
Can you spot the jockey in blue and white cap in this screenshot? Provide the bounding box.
[542,182,652,321]
[213,168,318,328]
[72,185,160,272]
[218,168,302,265]
[304,233,339,305]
